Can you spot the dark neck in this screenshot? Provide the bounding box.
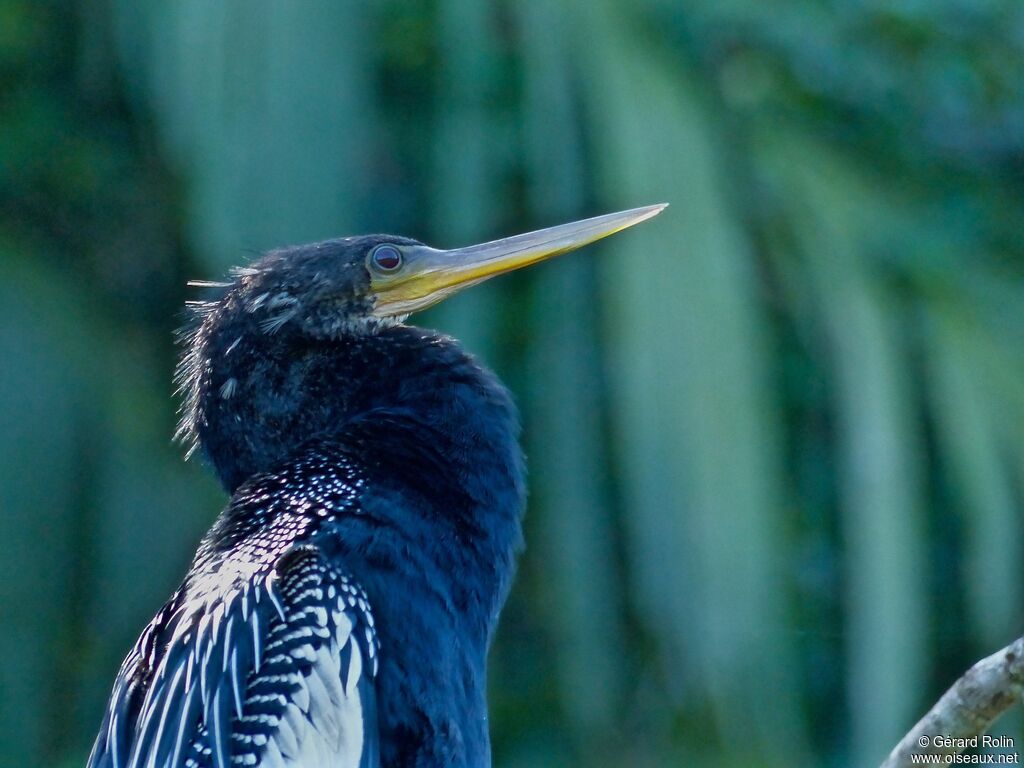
[194,323,510,490]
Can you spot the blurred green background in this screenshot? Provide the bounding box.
[2,1,1023,766]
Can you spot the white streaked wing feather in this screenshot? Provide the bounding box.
[89,541,379,768]
[260,635,366,767]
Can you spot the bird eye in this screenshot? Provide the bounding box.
[371,245,403,273]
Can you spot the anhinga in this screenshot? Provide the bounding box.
[87,204,666,768]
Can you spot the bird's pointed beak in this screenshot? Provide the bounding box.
[370,203,668,317]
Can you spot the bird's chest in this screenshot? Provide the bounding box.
[363,585,491,767]
[374,660,489,768]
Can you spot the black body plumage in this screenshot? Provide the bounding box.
[88,236,526,767]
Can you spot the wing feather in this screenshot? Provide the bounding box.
[87,544,379,768]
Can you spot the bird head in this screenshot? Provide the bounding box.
[190,204,667,340]
[176,205,666,487]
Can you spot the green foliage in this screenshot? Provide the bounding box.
[2,1,1023,766]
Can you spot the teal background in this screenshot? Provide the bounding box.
[1,2,1023,766]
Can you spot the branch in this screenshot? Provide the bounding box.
[881,635,1024,768]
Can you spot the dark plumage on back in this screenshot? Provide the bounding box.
[87,206,664,767]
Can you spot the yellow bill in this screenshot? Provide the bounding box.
[369,203,668,317]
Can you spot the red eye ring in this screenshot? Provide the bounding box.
[371,244,403,273]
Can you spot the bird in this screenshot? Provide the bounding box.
[87,203,666,768]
